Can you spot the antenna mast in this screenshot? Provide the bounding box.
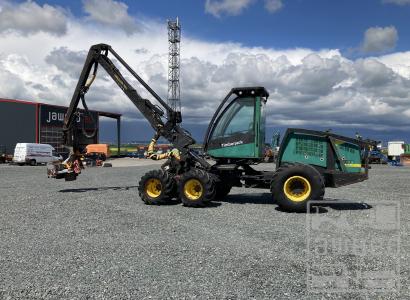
[167,17,181,117]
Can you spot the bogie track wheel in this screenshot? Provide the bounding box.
[138,169,175,205]
[179,169,216,207]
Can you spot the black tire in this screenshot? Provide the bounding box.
[64,172,78,181]
[138,169,175,205]
[29,159,36,166]
[271,163,325,212]
[209,173,232,200]
[178,169,216,207]
[215,183,232,200]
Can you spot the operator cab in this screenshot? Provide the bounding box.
[204,87,269,161]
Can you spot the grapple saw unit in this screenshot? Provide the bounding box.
[48,44,370,212]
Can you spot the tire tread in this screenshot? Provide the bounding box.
[138,169,175,205]
[179,169,216,207]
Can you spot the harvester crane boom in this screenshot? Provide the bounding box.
[62,43,190,152]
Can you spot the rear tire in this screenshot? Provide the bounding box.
[29,159,36,166]
[271,163,325,212]
[178,169,216,207]
[138,170,175,205]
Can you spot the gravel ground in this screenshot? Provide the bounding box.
[0,163,409,299]
[105,158,163,168]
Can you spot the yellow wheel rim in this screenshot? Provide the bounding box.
[283,176,311,202]
[184,179,203,201]
[145,178,162,198]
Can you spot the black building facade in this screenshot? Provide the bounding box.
[0,99,121,157]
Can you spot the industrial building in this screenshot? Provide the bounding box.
[0,99,121,158]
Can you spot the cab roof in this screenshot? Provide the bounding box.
[231,87,269,98]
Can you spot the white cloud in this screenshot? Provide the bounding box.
[361,26,398,53]
[135,48,149,55]
[0,65,29,99]
[0,1,410,135]
[376,51,410,78]
[45,47,88,78]
[205,0,283,16]
[205,0,254,17]
[383,0,410,5]
[264,0,283,13]
[0,0,68,36]
[83,0,139,35]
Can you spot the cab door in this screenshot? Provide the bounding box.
[207,96,263,159]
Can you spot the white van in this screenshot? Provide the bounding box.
[13,143,62,166]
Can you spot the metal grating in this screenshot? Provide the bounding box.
[337,144,356,154]
[295,137,325,158]
[40,126,66,155]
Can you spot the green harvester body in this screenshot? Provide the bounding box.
[204,87,369,188]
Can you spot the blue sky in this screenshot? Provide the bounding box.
[1,0,410,144]
[32,0,410,53]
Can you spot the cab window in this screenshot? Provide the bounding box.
[211,97,255,139]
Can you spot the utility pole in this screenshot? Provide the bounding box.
[167,17,181,117]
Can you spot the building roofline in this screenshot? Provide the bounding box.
[0,98,121,118]
[0,98,38,105]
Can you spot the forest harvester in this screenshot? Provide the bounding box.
[48,44,370,212]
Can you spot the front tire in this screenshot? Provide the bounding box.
[29,159,36,166]
[138,170,175,205]
[271,163,325,212]
[178,169,216,207]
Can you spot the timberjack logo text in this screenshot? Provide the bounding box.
[221,141,243,148]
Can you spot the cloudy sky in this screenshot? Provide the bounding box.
[1,0,410,143]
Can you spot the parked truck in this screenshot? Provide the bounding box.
[388,141,405,160]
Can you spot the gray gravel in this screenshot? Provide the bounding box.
[0,163,409,299]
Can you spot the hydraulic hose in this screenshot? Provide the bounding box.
[80,62,99,139]
[80,94,98,139]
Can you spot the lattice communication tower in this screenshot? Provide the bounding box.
[167,17,181,117]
